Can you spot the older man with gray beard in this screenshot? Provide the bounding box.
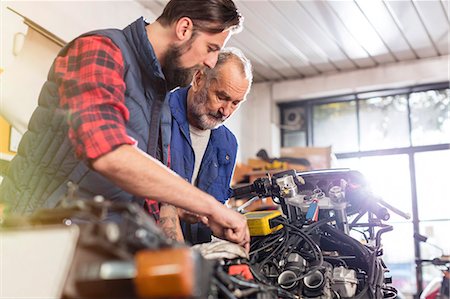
[166,48,253,244]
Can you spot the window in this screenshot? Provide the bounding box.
[279,82,450,298]
[415,150,450,221]
[313,101,358,152]
[359,95,410,150]
[283,131,307,147]
[410,89,450,146]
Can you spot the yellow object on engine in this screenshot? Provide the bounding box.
[245,210,283,236]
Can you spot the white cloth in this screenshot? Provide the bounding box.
[192,238,249,260]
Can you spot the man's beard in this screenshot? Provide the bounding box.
[162,44,198,90]
[188,86,227,130]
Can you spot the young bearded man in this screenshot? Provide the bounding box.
[0,0,250,250]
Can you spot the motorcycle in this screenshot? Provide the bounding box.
[220,168,411,299]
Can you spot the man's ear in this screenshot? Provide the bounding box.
[191,70,205,92]
[174,17,194,42]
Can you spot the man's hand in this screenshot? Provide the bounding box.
[207,204,250,252]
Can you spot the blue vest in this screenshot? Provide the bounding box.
[169,87,238,243]
[0,18,170,214]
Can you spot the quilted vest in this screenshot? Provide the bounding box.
[0,18,170,214]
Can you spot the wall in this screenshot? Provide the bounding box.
[3,1,156,45]
[1,27,63,134]
[1,0,156,132]
[227,55,450,163]
[273,55,450,102]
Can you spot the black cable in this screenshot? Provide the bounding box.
[319,224,375,299]
[252,235,287,275]
[333,290,341,299]
[212,277,238,299]
[273,218,323,264]
[227,274,262,289]
[375,225,393,248]
[368,250,378,297]
[351,228,369,243]
[382,286,398,299]
[250,228,284,249]
[251,225,314,292]
[350,211,366,227]
[250,229,285,255]
[280,231,303,262]
[321,224,371,267]
[353,283,369,299]
[257,229,290,274]
[246,261,273,285]
[288,229,322,262]
[262,260,281,278]
[264,218,325,288]
[233,288,260,298]
[323,256,348,267]
[275,288,299,299]
[304,216,335,233]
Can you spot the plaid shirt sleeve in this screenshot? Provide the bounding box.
[54,35,136,160]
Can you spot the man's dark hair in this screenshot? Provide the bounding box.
[157,0,243,34]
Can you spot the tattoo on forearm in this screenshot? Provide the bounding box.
[159,216,179,240]
[158,203,184,242]
[162,228,178,240]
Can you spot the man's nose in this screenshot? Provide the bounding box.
[204,52,219,69]
[219,102,233,118]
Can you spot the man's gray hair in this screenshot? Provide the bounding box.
[204,47,253,95]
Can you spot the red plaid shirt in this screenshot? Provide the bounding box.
[55,36,135,160]
[54,35,160,218]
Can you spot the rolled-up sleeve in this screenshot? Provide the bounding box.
[54,35,136,160]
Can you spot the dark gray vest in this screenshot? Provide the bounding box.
[0,18,170,214]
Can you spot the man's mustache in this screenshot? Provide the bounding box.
[209,112,227,122]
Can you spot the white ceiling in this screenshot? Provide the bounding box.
[139,0,449,83]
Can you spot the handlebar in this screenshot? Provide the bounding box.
[418,257,450,266]
[232,169,410,222]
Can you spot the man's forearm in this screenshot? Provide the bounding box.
[91,144,250,250]
[91,144,218,217]
[159,203,184,242]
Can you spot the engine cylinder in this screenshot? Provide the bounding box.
[303,270,325,290]
[278,270,298,290]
